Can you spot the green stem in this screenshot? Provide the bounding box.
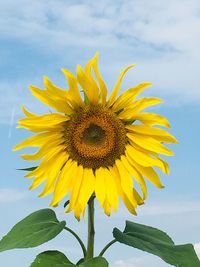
[64,226,87,258]
[86,197,95,259]
[99,239,117,256]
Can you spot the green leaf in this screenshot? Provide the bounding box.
[0,209,66,252]
[79,257,109,267]
[17,167,37,171]
[64,200,70,208]
[30,250,75,267]
[113,221,200,267]
[76,258,84,265]
[30,253,108,267]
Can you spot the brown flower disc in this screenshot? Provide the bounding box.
[64,105,127,169]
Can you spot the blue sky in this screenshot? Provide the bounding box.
[0,1,200,266]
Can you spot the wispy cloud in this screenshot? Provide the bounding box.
[8,107,16,138]
[110,199,200,220]
[139,200,200,216]
[112,255,167,267]
[1,0,200,56]
[0,188,27,203]
[0,0,200,124]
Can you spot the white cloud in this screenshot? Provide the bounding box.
[0,0,199,56]
[109,199,200,220]
[112,255,167,267]
[0,0,200,124]
[113,258,139,267]
[0,188,27,203]
[139,200,200,216]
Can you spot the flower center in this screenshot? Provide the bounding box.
[82,124,106,146]
[64,105,127,169]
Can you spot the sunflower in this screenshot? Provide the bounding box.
[13,53,177,220]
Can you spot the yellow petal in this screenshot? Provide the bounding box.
[128,97,163,112]
[25,165,44,179]
[95,167,106,207]
[29,85,73,114]
[50,160,77,206]
[126,145,167,174]
[126,124,178,143]
[107,64,137,107]
[108,165,123,195]
[91,52,108,105]
[103,197,111,216]
[157,156,170,175]
[119,98,163,119]
[22,106,36,117]
[18,113,68,125]
[65,165,83,212]
[109,165,137,215]
[104,168,118,212]
[18,113,69,132]
[21,139,64,160]
[127,133,174,156]
[84,55,102,103]
[121,155,147,199]
[13,132,63,151]
[72,203,82,221]
[25,145,66,179]
[39,151,68,197]
[123,112,171,128]
[76,64,99,104]
[112,82,152,112]
[77,168,95,214]
[129,142,160,161]
[29,148,67,189]
[115,159,137,208]
[43,76,69,100]
[133,161,164,188]
[29,173,46,190]
[122,193,137,215]
[17,124,64,133]
[61,69,84,107]
[132,188,144,205]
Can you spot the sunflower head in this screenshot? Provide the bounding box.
[14,53,178,220]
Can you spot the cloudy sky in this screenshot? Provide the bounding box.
[0,0,200,266]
